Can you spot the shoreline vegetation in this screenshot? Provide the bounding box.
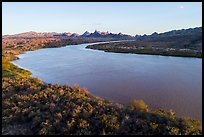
[2,36,202,135]
[86,41,202,58]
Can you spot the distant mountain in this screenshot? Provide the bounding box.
[81,31,91,37]
[3,27,201,40]
[17,31,63,37]
[3,30,133,39]
[133,26,202,51]
[53,32,72,37]
[70,33,80,37]
[81,30,133,39]
[2,31,79,38]
[88,30,102,37]
[157,27,202,37]
[135,27,202,40]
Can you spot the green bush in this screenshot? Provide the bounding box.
[127,99,149,112]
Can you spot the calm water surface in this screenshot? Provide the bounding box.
[12,41,202,121]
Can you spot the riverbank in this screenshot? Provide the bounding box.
[2,40,202,135]
[86,42,202,58]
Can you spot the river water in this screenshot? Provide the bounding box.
[12,41,202,121]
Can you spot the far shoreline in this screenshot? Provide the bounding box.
[86,45,202,59]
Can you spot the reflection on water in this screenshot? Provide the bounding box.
[12,41,202,121]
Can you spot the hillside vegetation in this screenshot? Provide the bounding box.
[2,35,202,135]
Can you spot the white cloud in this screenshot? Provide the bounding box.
[179,5,184,9]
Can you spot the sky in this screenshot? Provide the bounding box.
[2,2,202,36]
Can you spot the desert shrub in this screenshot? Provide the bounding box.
[127,99,149,112]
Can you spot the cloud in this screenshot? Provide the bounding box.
[179,5,184,9]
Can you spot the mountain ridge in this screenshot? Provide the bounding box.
[2,26,202,40]
[3,30,133,39]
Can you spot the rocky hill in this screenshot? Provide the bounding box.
[81,30,133,39]
[3,30,134,39]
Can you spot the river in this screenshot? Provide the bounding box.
[12,41,202,121]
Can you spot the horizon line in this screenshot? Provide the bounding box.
[2,26,202,37]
